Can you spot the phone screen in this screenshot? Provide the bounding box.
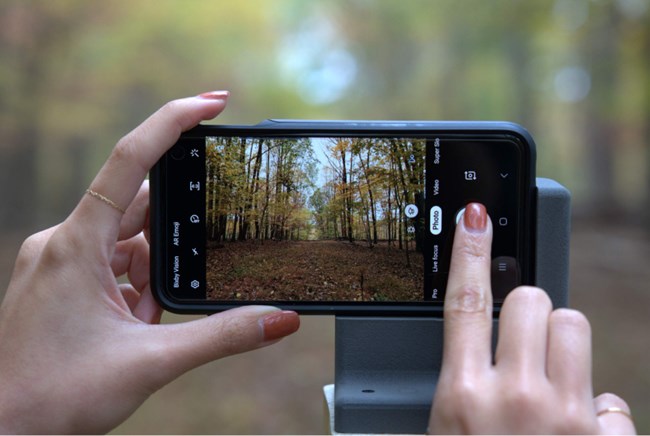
[151,123,535,315]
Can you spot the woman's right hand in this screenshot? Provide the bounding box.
[428,202,636,434]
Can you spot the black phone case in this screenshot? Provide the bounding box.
[150,120,536,316]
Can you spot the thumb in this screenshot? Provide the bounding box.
[150,306,300,382]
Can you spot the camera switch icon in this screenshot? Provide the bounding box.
[405,204,418,218]
[464,170,477,181]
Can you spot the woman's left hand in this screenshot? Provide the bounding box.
[0,92,300,434]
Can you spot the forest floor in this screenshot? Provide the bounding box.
[206,240,424,302]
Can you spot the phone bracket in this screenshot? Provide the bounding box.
[327,178,571,434]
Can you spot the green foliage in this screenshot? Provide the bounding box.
[1,0,649,228]
[206,136,316,241]
[310,137,425,248]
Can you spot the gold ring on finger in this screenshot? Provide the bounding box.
[85,189,126,214]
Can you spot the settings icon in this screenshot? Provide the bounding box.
[190,280,200,289]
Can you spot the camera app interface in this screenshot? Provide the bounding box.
[166,134,527,304]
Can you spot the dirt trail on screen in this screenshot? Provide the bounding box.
[206,240,424,302]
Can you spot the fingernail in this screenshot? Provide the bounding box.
[464,202,487,233]
[260,310,300,342]
[198,90,230,100]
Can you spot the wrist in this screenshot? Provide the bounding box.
[0,384,22,434]
[0,374,46,434]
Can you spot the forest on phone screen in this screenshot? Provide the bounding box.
[205,136,425,301]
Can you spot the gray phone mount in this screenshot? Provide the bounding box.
[328,178,571,434]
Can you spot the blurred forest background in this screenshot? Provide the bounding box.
[0,0,648,433]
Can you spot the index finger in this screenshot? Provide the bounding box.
[71,91,229,247]
[442,203,494,373]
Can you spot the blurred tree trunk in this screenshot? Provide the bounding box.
[584,4,623,221]
[0,2,95,232]
[0,134,38,231]
[645,27,650,234]
[507,29,534,130]
[0,4,41,231]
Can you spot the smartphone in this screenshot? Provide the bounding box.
[150,120,536,316]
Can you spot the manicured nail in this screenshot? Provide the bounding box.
[198,90,230,100]
[260,310,300,341]
[464,202,487,233]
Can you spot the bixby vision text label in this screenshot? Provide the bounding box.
[173,255,180,288]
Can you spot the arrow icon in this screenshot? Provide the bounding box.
[500,173,509,179]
